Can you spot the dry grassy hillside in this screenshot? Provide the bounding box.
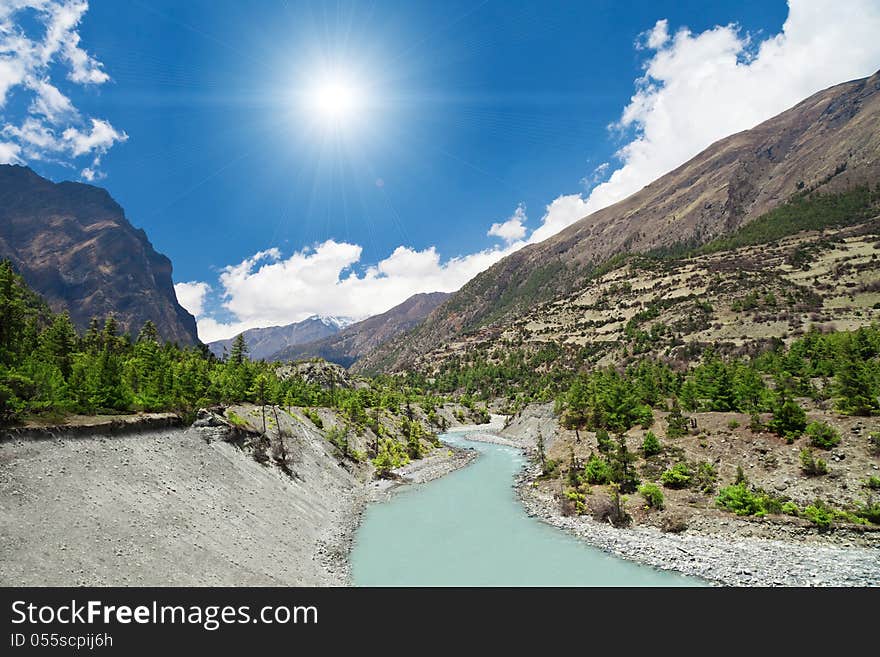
[409,219,880,373]
[357,70,880,373]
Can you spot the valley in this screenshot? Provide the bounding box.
[1,70,879,588]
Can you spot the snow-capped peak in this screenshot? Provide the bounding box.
[307,314,356,330]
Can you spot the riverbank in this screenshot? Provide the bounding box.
[0,403,490,586]
[489,404,880,586]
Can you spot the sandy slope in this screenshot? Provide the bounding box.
[0,422,360,586]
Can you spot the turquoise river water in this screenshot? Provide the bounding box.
[351,431,702,586]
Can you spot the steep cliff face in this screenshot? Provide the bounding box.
[360,70,880,372]
[0,165,199,345]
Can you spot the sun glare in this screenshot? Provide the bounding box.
[304,75,364,127]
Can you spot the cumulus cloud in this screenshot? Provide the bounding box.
[0,1,125,175]
[174,281,212,319]
[195,0,880,342]
[488,204,528,244]
[529,0,880,241]
[194,239,523,342]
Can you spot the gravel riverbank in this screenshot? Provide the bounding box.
[454,409,880,587]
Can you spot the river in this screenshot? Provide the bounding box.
[351,431,701,586]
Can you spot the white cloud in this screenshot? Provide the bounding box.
[529,0,880,241]
[174,281,212,319]
[0,1,125,175]
[195,239,523,342]
[62,118,126,156]
[488,204,527,244]
[195,0,880,343]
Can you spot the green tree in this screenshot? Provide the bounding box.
[665,398,688,438]
[641,431,662,456]
[229,333,249,366]
[768,393,807,441]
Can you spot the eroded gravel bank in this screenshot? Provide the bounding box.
[479,408,880,586]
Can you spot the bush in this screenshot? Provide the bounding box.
[660,462,692,489]
[748,412,764,433]
[727,419,741,429]
[805,421,840,450]
[693,461,718,494]
[856,496,880,524]
[641,431,662,456]
[799,448,828,476]
[303,407,323,429]
[595,428,614,454]
[768,395,807,441]
[638,483,664,509]
[865,476,880,491]
[715,482,781,517]
[563,487,587,515]
[665,399,689,438]
[781,501,800,516]
[583,453,611,484]
[372,438,410,478]
[802,502,834,531]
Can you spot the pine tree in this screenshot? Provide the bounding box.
[666,397,689,438]
[137,320,159,343]
[229,333,248,366]
[40,312,77,379]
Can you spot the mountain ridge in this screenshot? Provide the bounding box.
[269,291,450,367]
[354,70,880,374]
[207,314,355,360]
[0,164,199,345]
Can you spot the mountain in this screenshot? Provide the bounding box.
[0,165,199,345]
[269,292,450,367]
[355,70,880,373]
[207,315,354,360]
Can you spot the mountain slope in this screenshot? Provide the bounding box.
[0,165,199,345]
[207,315,352,360]
[270,292,450,367]
[355,70,880,373]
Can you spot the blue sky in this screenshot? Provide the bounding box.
[2,1,880,341]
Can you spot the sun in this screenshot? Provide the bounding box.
[304,75,364,127]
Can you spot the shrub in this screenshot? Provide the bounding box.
[303,408,323,429]
[563,487,587,515]
[748,412,764,433]
[781,501,800,516]
[865,475,880,490]
[641,431,662,456]
[595,428,614,454]
[727,419,741,429]
[768,395,807,441]
[638,483,664,509]
[802,502,834,531]
[799,448,828,475]
[372,438,410,478]
[660,462,692,489]
[806,421,841,450]
[226,410,247,427]
[583,453,611,484]
[665,399,689,438]
[856,496,880,524]
[693,461,718,494]
[715,482,782,516]
[326,424,350,458]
